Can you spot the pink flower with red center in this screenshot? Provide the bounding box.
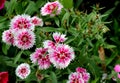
[67,67,90,83]
[15,29,35,50]
[43,40,56,50]
[114,64,120,73]
[31,16,43,26]
[15,63,31,79]
[67,72,84,83]
[49,44,75,69]
[10,14,34,31]
[41,1,63,16]
[76,67,90,83]
[30,48,51,70]
[38,54,51,69]
[53,32,67,43]
[2,29,15,45]
[82,73,90,83]
[0,0,6,10]
[0,72,8,83]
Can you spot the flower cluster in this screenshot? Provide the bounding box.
[30,32,75,69]
[2,14,43,50]
[41,1,63,16]
[67,67,90,83]
[114,64,120,79]
[15,63,31,79]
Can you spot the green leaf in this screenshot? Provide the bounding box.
[24,1,37,15]
[91,78,99,83]
[15,2,24,14]
[65,36,75,44]
[74,0,83,8]
[61,12,70,26]
[55,17,60,27]
[6,0,17,16]
[60,0,73,9]
[2,43,10,55]
[106,52,117,66]
[14,50,23,64]
[0,16,8,23]
[104,44,116,49]
[50,71,57,83]
[39,27,65,32]
[103,7,115,21]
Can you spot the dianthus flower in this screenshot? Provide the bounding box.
[31,16,43,26]
[30,48,51,70]
[43,32,67,51]
[0,72,8,83]
[15,63,31,79]
[67,72,84,83]
[114,64,120,79]
[53,32,67,43]
[67,67,90,83]
[43,40,56,50]
[49,44,75,69]
[114,64,120,72]
[10,14,34,31]
[2,29,15,45]
[41,1,63,16]
[15,29,35,50]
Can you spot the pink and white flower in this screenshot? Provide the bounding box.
[67,72,84,83]
[38,54,51,70]
[30,48,51,70]
[43,40,55,50]
[49,44,75,69]
[15,63,31,79]
[31,16,43,26]
[10,14,34,31]
[41,1,63,16]
[2,29,15,45]
[15,29,35,50]
[67,67,90,83]
[53,32,67,43]
[76,67,87,73]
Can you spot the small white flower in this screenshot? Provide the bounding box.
[15,63,31,79]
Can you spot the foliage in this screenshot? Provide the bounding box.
[0,0,120,82]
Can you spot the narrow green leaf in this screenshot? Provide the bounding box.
[24,1,37,15]
[106,53,117,66]
[50,71,57,83]
[103,7,115,21]
[6,0,17,16]
[2,44,10,55]
[14,50,23,64]
[55,17,60,27]
[104,44,116,49]
[61,12,70,26]
[0,16,8,23]
[39,27,65,32]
